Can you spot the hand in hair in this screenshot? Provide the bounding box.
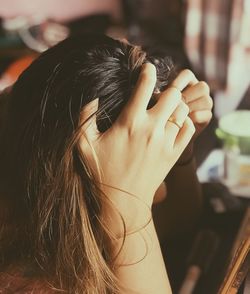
[171,69,213,164]
[0,34,204,294]
[80,63,195,210]
[179,70,213,135]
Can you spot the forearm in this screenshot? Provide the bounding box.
[111,220,172,294]
[102,193,172,294]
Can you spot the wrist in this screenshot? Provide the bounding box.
[101,190,152,239]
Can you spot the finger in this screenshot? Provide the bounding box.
[189,110,213,125]
[164,101,190,146]
[165,101,189,129]
[80,98,99,141]
[149,87,182,124]
[187,95,213,113]
[182,81,210,103]
[174,117,195,152]
[171,69,198,91]
[124,63,156,117]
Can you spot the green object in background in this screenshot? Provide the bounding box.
[216,110,250,155]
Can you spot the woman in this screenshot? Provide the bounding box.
[0,34,212,293]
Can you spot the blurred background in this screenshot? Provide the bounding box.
[0,0,250,162]
[0,1,249,293]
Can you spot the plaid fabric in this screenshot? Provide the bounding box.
[185,0,250,114]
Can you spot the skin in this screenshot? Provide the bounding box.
[153,69,213,239]
[0,66,212,293]
[80,64,213,293]
[176,70,213,163]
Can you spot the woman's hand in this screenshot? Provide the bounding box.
[171,70,213,163]
[80,63,195,208]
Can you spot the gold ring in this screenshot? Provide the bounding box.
[168,116,183,129]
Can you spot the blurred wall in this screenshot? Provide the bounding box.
[0,0,122,22]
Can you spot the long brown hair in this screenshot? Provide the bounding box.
[0,34,174,293]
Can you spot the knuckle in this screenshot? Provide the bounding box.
[182,68,195,79]
[199,81,210,94]
[143,62,156,72]
[182,68,192,75]
[147,127,164,144]
[141,64,157,83]
[207,111,213,122]
[167,87,182,100]
[185,117,195,133]
[182,101,190,114]
[125,116,143,137]
[208,96,214,109]
[141,72,156,86]
[162,87,182,106]
[192,112,200,122]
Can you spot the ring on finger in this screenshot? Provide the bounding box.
[169,85,188,106]
[168,116,183,129]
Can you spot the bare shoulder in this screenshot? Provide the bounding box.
[0,267,55,294]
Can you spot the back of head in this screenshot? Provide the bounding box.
[0,33,175,293]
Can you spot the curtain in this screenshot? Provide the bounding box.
[185,0,250,116]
